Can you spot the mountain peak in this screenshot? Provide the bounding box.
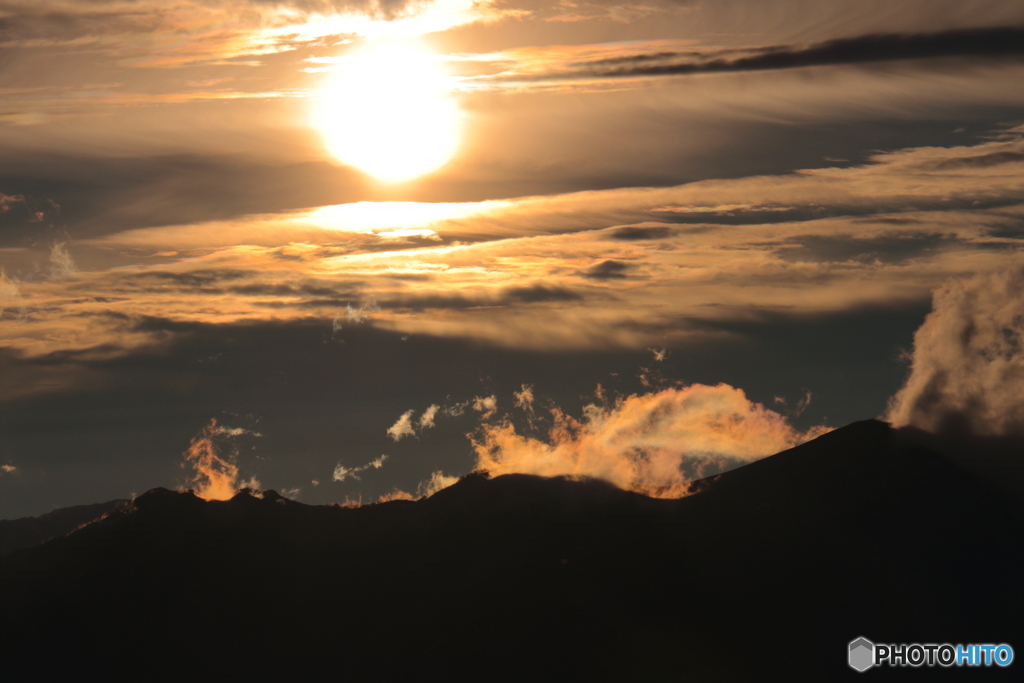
[130,487,200,510]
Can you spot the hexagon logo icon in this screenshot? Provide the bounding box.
[849,637,875,672]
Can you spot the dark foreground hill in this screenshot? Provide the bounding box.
[2,420,1021,681]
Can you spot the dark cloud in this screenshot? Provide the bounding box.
[651,207,820,226]
[583,260,631,280]
[126,270,252,287]
[502,284,582,303]
[0,192,59,245]
[651,195,1024,227]
[383,273,435,282]
[228,283,356,299]
[376,285,583,311]
[849,217,923,226]
[987,223,1024,240]
[570,26,1024,80]
[775,233,963,264]
[608,226,673,241]
[288,297,365,309]
[113,270,354,299]
[0,155,372,244]
[379,294,480,311]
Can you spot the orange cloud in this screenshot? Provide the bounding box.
[387,410,417,441]
[182,418,261,500]
[375,470,459,502]
[471,383,831,497]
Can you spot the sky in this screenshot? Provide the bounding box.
[1,0,1023,518]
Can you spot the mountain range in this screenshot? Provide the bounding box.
[2,420,1021,680]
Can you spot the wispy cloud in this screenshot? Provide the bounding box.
[332,454,388,482]
[375,468,459,502]
[332,299,380,338]
[48,243,76,279]
[386,410,417,441]
[387,400,461,440]
[417,470,459,497]
[472,395,497,417]
[513,384,534,412]
[418,404,440,429]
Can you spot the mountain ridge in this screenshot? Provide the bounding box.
[2,419,1021,680]
[0,498,128,557]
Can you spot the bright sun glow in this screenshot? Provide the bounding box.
[313,40,461,183]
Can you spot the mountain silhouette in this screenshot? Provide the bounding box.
[0,499,127,558]
[2,420,1021,681]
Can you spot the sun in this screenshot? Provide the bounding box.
[312,40,461,183]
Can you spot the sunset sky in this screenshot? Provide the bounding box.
[2,0,1023,517]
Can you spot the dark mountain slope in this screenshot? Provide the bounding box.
[0,499,127,557]
[1,420,1020,681]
